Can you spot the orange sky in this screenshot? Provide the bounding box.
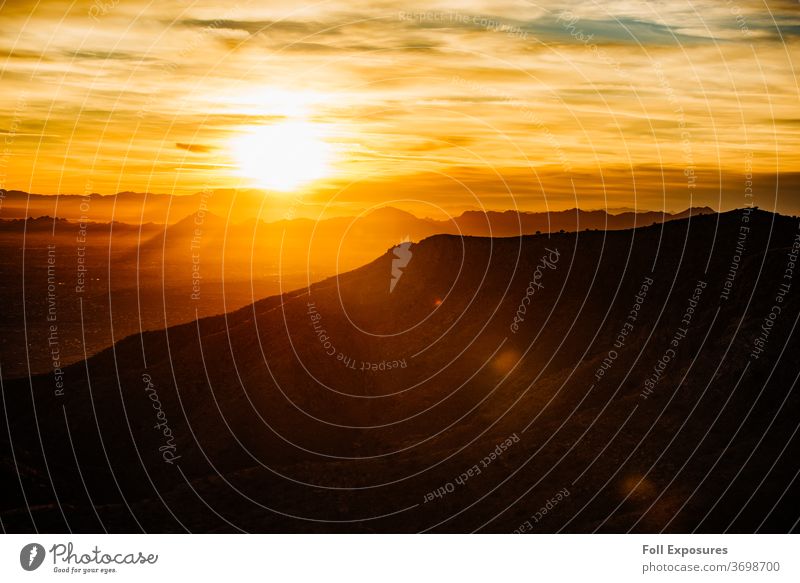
[1,0,798,217]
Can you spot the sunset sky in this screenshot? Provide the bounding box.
[1,0,798,216]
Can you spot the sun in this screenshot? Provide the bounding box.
[230,120,333,191]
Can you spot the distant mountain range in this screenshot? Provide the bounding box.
[0,205,715,379]
[0,188,713,232]
[1,189,237,224]
[2,209,798,533]
[0,205,713,377]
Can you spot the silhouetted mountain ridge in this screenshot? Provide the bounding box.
[1,209,798,533]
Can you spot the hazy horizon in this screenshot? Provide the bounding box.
[1,186,725,221]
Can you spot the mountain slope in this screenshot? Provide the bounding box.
[1,209,798,533]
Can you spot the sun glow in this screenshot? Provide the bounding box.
[230,120,334,191]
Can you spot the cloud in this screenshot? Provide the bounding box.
[176,142,214,153]
[177,18,339,36]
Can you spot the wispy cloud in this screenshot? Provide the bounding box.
[176,142,214,153]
